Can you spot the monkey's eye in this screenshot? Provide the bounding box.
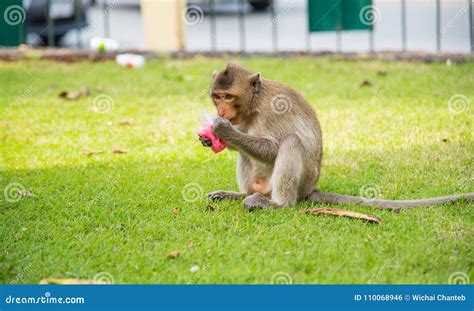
[212,94,221,101]
[224,94,234,101]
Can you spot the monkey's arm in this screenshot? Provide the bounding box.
[213,118,278,163]
[227,132,278,163]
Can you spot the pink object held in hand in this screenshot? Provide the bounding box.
[197,123,227,153]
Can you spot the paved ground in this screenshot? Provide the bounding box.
[57,0,471,53]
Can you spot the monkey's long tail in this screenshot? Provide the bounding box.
[306,191,474,211]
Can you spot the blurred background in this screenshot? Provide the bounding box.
[1,0,473,53]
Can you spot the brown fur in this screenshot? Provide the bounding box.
[205,62,474,210]
[207,62,322,208]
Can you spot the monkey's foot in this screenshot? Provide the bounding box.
[206,190,245,201]
[243,193,273,211]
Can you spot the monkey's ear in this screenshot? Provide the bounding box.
[212,70,218,79]
[248,72,261,93]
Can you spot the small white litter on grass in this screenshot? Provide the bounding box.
[116,54,146,68]
[190,265,200,273]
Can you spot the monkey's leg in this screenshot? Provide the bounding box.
[243,135,304,210]
[206,190,246,201]
[243,193,273,210]
[207,155,253,202]
[236,154,255,194]
[269,135,303,207]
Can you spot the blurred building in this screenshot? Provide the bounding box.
[1,0,472,53]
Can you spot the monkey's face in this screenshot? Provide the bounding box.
[211,91,241,124]
[210,63,261,125]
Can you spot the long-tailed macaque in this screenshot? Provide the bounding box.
[201,62,473,211]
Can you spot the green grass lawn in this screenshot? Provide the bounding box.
[0,57,472,284]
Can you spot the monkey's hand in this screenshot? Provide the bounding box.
[199,136,212,147]
[212,117,234,140]
[197,123,228,153]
